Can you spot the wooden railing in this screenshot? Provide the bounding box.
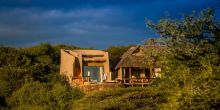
[118,78,152,88]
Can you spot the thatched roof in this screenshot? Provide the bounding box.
[115,45,166,69]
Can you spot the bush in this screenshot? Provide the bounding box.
[7,81,84,110]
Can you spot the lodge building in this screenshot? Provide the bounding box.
[60,49,110,86]
[60,44,166,88]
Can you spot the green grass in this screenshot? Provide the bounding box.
[73,87,169,110]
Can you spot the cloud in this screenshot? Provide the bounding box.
[0,0,219,48]
[0,7,147,48]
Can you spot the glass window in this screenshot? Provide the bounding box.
[83,66,101,82]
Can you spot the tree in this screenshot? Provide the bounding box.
[0,44,85,108]
[147,9,220,109]
[144,38,157,45]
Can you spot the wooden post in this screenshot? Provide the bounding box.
[123,68,126,83]
[141,78,143,88]
[129,68,132,83]
[131,78,133,87]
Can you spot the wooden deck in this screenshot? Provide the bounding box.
[72,77,153,88]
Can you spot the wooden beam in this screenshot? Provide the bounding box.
[118,67,122,80]
[123,68,126,83]
[129,68,132,83]
[141,78,143,88]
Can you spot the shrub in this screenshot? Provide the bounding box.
[73,87,169,110]
[7,81,84,110]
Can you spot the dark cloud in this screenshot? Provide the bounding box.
[0,0,219,49]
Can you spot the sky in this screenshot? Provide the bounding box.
[0,0,219,49]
